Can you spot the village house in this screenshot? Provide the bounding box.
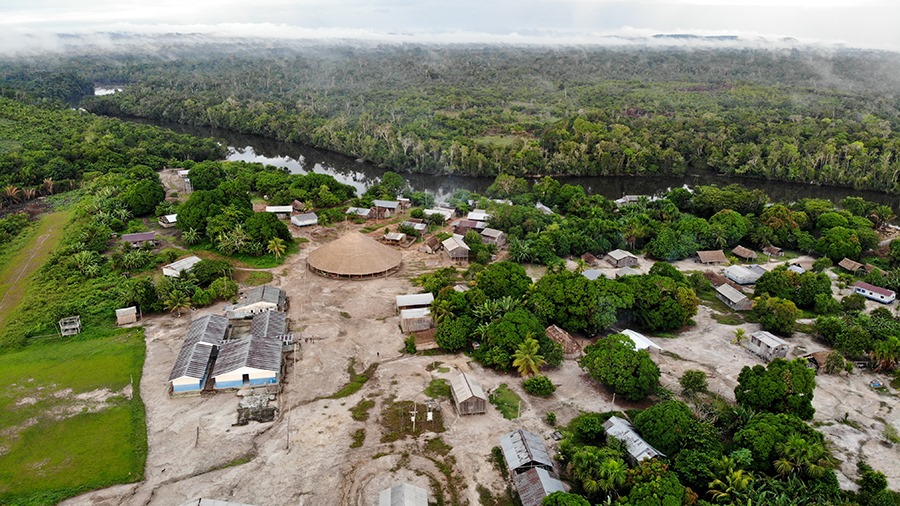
[290,212,318,227]
[383,231,407,244]
[449,372,487,415]
[724,264,767,285]
[582,269,603,281]
[838,258,866,274]
[696,250,728,265]
[226,285,287,319]
[731,245,758,262]
[604,249,639,268]
[211,334,283,389]
[115,306,138,325]
[480,228,507,248]
[513,468,566,506]
[747,330,790,362]
[399,308,433,333]
[169,315,229,393]
[162,255,202,277]
[715,284,753,311]
[121,231,158,248]
[373,199,401,219]
[603,416,665,465]
[442,235,470,262]
[421,236,442,254]
[852,281,896,304]
[581,253,599,266]
[395,293,435,312]
[615,267,641,278]
[499,429,555,474]
[264,205,293,218]
[346,206,372,220]
[401,221,427,233]
[422,207,454,222]
[762,245,783,257]
[467,209,491,222]
[452,219,480,235]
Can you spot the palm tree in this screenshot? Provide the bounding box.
[431,299,455,325]
[871,336,900,372]
[709,456,754,504]
[267,237,287,259]
[774,435,834,480]
[164,290,191,317]
[181,227,200,245]
[596,457,627,497]
[512,336,546,377]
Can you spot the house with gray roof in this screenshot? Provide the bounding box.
[724,265,767,285]
[121,231,158,248]
[211,334,283,389]
[169,315,229,393]
[449,372,487,415]
[346,206,372,219]
[747,330,790,362]
[481,228,507,248]
[226,285,287,319]
[604,249,638,268]
[443,235,470,262]
[715,284,752,311]
[249,311,287,339]
[373,200,401,218]
[162,255,202,277]
[291,212,318,227]
[513,468,566,506]
[603,416,665,465]
[499,429,554,474]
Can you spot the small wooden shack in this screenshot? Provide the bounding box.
[373,200,401,219]
[116,306,138,325]
[442,235,470,262]
[604,249,639,268]
[453,219,479,235]
[450,372,487,415]
[481,228,507,248]
[581,253,599,266]
[422,236,442,254]
[715,284,752,311]
[838,258,865,274]
[400,308,433,333]
[545,324,581,358]
[762,245,783,257]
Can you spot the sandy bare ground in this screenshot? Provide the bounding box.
[61,233,899,505]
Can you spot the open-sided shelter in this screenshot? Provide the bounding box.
[499,429,554,474]
[838,258,865,274]
[307,232,403,279]
[449,372,487,415]
[121,231,157,248]
[169,315,229,393]
[620,329,661,353]
[697,250,728,265]
[731,245,758,261]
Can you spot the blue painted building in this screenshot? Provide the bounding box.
[168,315,229,393]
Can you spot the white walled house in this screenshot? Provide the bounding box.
[853,281,896,304]
[168,315,229,393]
[211,335,283,389]
[226,285,287,319]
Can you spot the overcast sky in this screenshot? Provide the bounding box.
[2,0,899,51]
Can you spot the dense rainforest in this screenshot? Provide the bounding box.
[3,38,899,192]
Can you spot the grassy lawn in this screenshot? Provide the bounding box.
[189,239,299,269]
[0,211,71,332]
[234,270,274,286]
[0,327,147,505]
[489,383,522,419]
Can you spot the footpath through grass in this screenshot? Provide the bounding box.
[0,327,147,505]
[0,211,70,332]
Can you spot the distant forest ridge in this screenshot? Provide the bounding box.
[4,41,900,192]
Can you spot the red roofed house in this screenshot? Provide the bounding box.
[852,281,896,304]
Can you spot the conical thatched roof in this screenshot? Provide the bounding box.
[308,232,402,278]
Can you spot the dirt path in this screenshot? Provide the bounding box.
[0,210,69,332]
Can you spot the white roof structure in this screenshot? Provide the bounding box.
[115,307,137,318]
[513,468,566,506]
[467,209,490,222]
[265,205,293,214]
[724,265,766,285]
[787,264,806,274]
[291,212,318,227]
[400,308,431,320]
[162,256,202,277]
[346,206,372,217]
[607,249,637,261]
[442,235,470,253]
[499,429,554,473]
[535,202,554,215]
[603,416,665,463]
[384,232,407,241]
[169,315,228,382]
[161,214,177,224]
[481,228,504,239]
[449,372,487,404]
[396,293,435,308]
[177,169,191,177]
[373,199,401,209]
[620,329,661,352]
[751,330,789,349]
[582,269,603,281]
[379,483,428,506]
[401,221,427,231]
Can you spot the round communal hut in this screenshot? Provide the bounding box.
[307,232,403,279]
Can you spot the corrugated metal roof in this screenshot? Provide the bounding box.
[401,221,427,231]
[449,372,487,403]
[244,285,286,306]
[163,255,202,274]
[161,214,178,223]
[481,228,504,238]
[607,249,636,261]
[715,284,748,304]
[265,206,293,213]
[513,468,566,506]
[615,267,640,278]
[604,416,665,463]
[396,293,435,308]
[582,269,603,281]
[499,429,553,472]
[400,308,431,319]
[423,208,453,220]
[384,232,406,241]
[620,329,661,351]
[346,207,372,217]
[724,265,765,285]
[250,311,286,338]
[442,236,470,253]
[853,281,895,298]
[750,330,789,348]
[169,315,229,381]
[212,335,283,376]
[373,200,401,209]
[467,210,490,221]
[291,213,318,226]
[122,232,156,242]
[379,483,428,506]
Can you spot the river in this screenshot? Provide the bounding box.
[127,117,900,212]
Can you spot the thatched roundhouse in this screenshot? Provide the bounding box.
[307,232,402,279]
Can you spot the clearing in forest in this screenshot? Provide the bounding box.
[0,210,70,332]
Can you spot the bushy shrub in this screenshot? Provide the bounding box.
[679,369,708,395]
[523,375,556,396]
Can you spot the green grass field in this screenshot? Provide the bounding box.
[0,211,70,332]
[0,328,147,505]
[489,383,522,419]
